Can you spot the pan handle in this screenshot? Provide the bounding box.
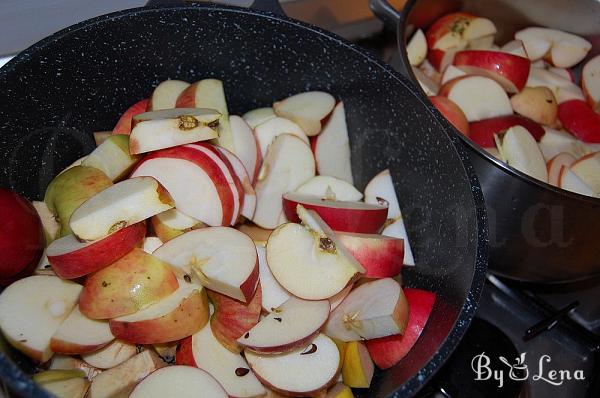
[369,0,401,31]
[145,0,285,15]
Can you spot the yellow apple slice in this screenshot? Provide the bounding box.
[341,341,374,388]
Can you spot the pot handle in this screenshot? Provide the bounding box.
[145,1,286,16]
[369,0,401,31]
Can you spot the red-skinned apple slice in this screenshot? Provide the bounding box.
[407,29,427,66]
[364,169,402,220]
[283,192,387,234]
[559,166,596,197]
[218,146,256,219]
[230,115,261,184]
[238,296,330,354]
[243,107,276,129]
[208,283,262,353]
[295,176,362,201]
[469,115,545,147]
[429,96,470,136]
[273,91,336,136]
[253,134,315,229]
[267,206,364,300]
[337,232,404,278]
[325,278,409,341]
[69,177,174,241]
[46,222,146,279]
[81,340,137,369]
[112,99,149,135]
[558,100,600,143]
[547,153,576,186]
[176,324,266,398]
[244,334,340,397]
[583,55,600,113]
[130,366,228,398]
[382,217,415,266]
[510,86,558,127]
[314,101,354,183]
[500,126,549,182]
[366,288,436,369]
[0,275,81,362]
[570,152,600,195]
[129,108,220,154]
[147,80,190,111]
[50,306,113,354]
[439,76,512,122]
[254,116,309,159]
[453,50,530,93]
[256,245,290,313]
[153,227,258,303]
[515,27,591,67]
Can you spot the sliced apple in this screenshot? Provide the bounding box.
[526,67,584,104]
[329,284,353,312]
[151,208,204,243]
[256,245,290,313]
[237,223,273,245]
[510,86,558,127]
[230,115,261,184]
[46,222,146,279]
[500,125,549,182]
[501,40,528,58]
[469,115,545,148]
[129,108,220,154]
[93,131,111,146]
[147,80,190,111]
[34,370,89,398]
[453,50,530,93]
[439,75,512,121]
[267,206,364,300]
[69,177,173,241]
[112,99,149,135]
[559,100,600,143]
[407,29,427,66]
[570,152,600,194]
[218,146,257,219]
[273,91,336,136]
[337,232,404,278]
[539,127,586,160]
[81,135,141,181]
[153,227,258,303]
[254,116,309,159]
[412,66,440,96]
[382,218,415,266]
[440,64,467,85]
[176,323,266,398]
[50,355,101,379]
[429,96,470,136]
[79,248,179,319]
[559,166,596,196]
[363,169,401,220]
[142,236,163,253]
[283,192,387,234]
[245,334,340,396]
[341,341,374,388]
[0,275,81,361]
[50,306,113,354]
[296,176,362,202]
[81,340,137,369]
[583,55,600,112]
[366,288,436,369]
[325,278,408,341]
[326,382,354,398]
[130,366,228,398]
[547,153,576,186]
[243,107,277,128]
[253,134,315,229]
[208,283,262,353]
[88,350,165,398]
[515,27,591,67]
[32,200,60,245]
[549,67,574,82]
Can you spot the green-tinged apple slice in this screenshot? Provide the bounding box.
[254,117,309,159]
[88,350,165,398]
[32,201,60,245]
[244,334,339,396]
[81,340,137,369]
[266,205,364,300]
[151,208,205,243]
[129,108,220,154]
[238,296,330,354]
[109,280,209,344]
[176,323,266,398]
[273,91,336,136]
[325,278,409,342]
[256,245,289,312]
[148,80,190,111]
[34,370,89,398]
[69,176,174,241]
[153,227,258,303]
[0,275,81,361]
[243,107,276,129]
[79,248,179,319]
[82,135,141,180]
[130,366,228,398]
[501,126,549,182]
[296,176,363,201]
[50,306,113,354]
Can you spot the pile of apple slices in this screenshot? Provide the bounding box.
[0,80,437,398]
[408,12,600,197]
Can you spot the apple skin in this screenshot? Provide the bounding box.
[0,189,44,284]
[337,233,404,278]
[429,96,470,136]
[175,336,196,366]
[469,115,545,148]
[47,222,146,279]
[426,12,477,49]
[453,50,531,92]
[366,288,436,369]
[558,99,600,143]
[112,99,149,135]
[208,283,262,353]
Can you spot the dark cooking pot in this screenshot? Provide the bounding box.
[371,0,600,284]
[0,2,487,397]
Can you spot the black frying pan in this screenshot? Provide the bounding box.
[0,2,487,397]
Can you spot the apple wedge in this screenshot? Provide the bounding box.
[112,99,149,135]
[230,115,261,184]
[453,50,530,93]
[273,91,336,136]
[69,177,173,241]
[283,192,388,234]
[129,108,220,154]
[218,146,257,219]
[526,67,584,104]
[34,370,89,398]
[500,126,549,182]
[510,86,558,127]
[515,27,591,67]
[539,127,589,160]
[337,232,404,278]
[142,237,163,253]
[79,248,179,319]
[243,107,277,128]
[547,153,576,186]
[253,134,315,229]
[32,200,60,245]
[366,288,436,369]
[341,341,374,388]
[429,96,470,136]
[237,223,273,245]
[558,100,600,143]
[469,115,544,148]
[147,80,190,111]
[0,275,81,361]
[549,67,574,82]
[382,218,415,266]
[50,306,113,354]
[46,222,146,279]
[81,135,141,181]
[244,334,340,396]
[93,131,111,146]
[176,78,234,151]
[325,278,409,341]
[50,355,101,380]
[329,284,353,313]
[326,383,354,398]
[441,65,467,85]
[364,169,402,220]
[559,166,596,196]
[238,296,330,354]
[313,101,354,184]
[583,55,600,112]
[88,350,165,398]
[570,152,600,195]
[153,227,258,303]
[407,29,427,66]
[208,283,262,353]
[256,244,290,312]
[412,66,440,96]
[267,206,364,300]
[130,366,228,398]
[440,75,512,122]
[296,176,362,201]
[254,116,310,159]
[81,340,137,369]
[176,324,266,398]
[501,40,528,58]
[151,208,204,243]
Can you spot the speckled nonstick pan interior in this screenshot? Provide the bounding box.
[0,3,487,397]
